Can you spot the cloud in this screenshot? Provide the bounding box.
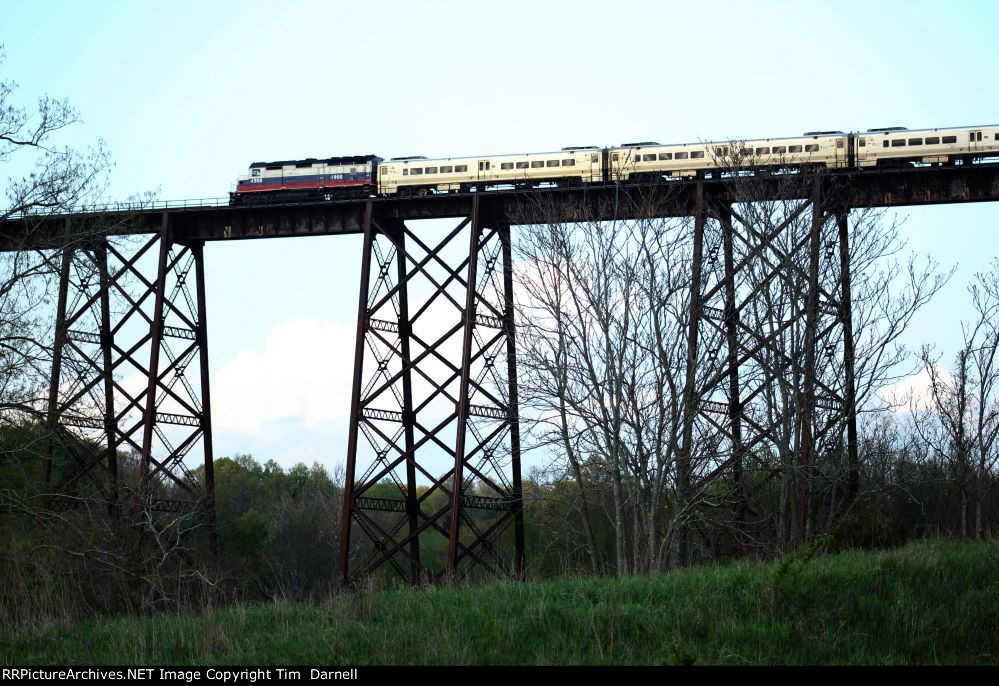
[212,317,357,434]
[877,364,952,413]
[208,307,468,471]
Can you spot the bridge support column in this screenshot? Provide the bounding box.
[44,225,73,488]
[677,181,706,568]
[341,197,524,587]
[501,223,526,580]
[837,210,860,504]
[797,178,824,543]
[719,205,747,547]
[44,222,118,512]
[132,217,217,551]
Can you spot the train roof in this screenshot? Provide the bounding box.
[242,125,999,171]
[608,133,848,149]
[379,148,603,163]
[249,155,380,168]
[861,124,999,134]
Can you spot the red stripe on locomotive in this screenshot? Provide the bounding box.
[236,178,369,194]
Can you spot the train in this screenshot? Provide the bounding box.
[229,125,999,205]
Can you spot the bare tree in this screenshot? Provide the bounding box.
[966,266,999,538]
[512,187,701,575]
[0,51,212,624]
[1,47,110,223]
[912,261,999,538]
[512,147,951,572]
[708,148,950,551]
[0,45,113,426]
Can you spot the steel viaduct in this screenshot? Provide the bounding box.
[4,163,999,586]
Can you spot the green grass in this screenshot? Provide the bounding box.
[2,540,997,665]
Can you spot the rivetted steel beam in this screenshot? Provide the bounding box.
[500,224,525,580]
[677,181,706,567]
[43,223,73,486]
[797,178,824,543]
[447,196,482,579]
[719,205,747,538]
[338,202,374,590]
[191,240,217,557]
[837,210,860,503]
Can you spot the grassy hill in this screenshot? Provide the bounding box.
[2,540,997,665]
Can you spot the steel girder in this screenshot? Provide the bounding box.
[339,199,525,586]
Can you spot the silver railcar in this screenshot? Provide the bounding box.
[857,125,999,167]
[378,147,603,196]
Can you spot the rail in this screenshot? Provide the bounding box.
[6,197,232,220]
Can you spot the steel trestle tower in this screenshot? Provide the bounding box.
[339,198,525,585]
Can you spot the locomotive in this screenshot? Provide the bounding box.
[229,125,999,205]
[232,155,380,203]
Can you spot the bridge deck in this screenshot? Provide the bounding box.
[3,164,999,249]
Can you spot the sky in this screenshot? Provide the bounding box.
[3,0,999,469]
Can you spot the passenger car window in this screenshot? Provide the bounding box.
[546,160,559,167]
[425,167,437,174]
[788,145,802,153]
[908,138,922,146]
[804,144,819,152]
[772,146,786,154]
[755,147,770,155]
[925,137,940,145]
[659,152,672,160]
[891,139,905,147]
[516,161,529,169]
[501,162,514,170]
[440,165,453,173]
[643,154,656,162]
[942,136,957,144]
[562,159,575,166]
[674,151,688,160]
[690,151,704,159]
[410,168,423,175]
[455,165,468,172]
[531,161,545,168]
